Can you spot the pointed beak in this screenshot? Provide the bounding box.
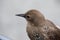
[16,14,25,17]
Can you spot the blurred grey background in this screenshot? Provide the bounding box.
[0,0,60,40]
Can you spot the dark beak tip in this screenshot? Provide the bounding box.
[16,14,19,16]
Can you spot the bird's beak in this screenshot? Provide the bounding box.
[16,14,25,17]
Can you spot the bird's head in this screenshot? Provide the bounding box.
[16,9,45,26]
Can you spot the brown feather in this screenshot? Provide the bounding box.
[16,9,60,40]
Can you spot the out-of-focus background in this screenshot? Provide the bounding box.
[0,0,60,40]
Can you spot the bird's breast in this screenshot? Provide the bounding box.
[26,23,55,40]
[26,26,44,40]
[26,23,45,40]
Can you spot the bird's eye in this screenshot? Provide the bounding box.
[26,15,30,18]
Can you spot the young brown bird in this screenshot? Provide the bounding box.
[16,9,60,40]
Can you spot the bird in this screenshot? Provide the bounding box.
[16,9,60,40]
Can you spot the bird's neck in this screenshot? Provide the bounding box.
[28,20,45,27]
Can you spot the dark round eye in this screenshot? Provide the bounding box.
[26,15,30,18]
